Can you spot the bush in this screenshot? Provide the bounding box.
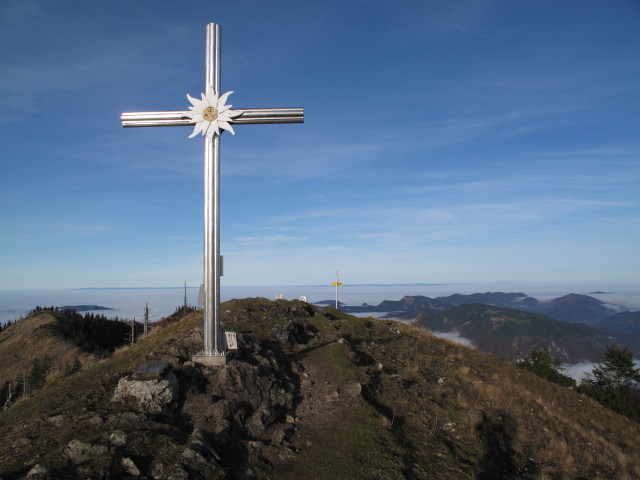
[578,345,640,421]
[516,348,576,388]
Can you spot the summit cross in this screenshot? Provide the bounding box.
[121,23,304,366]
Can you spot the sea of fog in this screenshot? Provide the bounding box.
[2,281,639,325]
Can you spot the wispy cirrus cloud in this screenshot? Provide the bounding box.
[235,234,309,246]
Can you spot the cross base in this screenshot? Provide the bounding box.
[192,351,229,367]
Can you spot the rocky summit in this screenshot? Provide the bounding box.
[1,298,639,479]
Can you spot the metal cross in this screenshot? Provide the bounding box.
[121,23,303,366]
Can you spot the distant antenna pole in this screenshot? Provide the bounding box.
[184,281,188,312]
[130,318,135,345]
[144,303,149,334]
[331,270,343,310]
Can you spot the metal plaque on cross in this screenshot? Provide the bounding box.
[120,23,303,366]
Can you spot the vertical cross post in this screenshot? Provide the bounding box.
[203,23,222,356]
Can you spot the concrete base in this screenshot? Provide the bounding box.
[192,352,229,367]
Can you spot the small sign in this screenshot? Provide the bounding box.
[198,284,205,305]
[225,331,238,350]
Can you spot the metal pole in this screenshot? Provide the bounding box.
[203,23,222,355]
[335,271,339,310]
[121,108,304,127]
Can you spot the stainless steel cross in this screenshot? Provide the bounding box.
[121,23,304,366]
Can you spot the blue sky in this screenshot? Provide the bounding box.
[1,0,639,290]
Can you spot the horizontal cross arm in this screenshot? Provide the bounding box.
[121,108,304,128]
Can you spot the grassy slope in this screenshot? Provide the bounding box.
[1,300,639,479]
[0,309,201,475]
[0,312,94,386]
[276,308,640,479]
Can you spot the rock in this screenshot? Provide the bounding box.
[107,411,151,430]
[150,429,221,480]
[131,361,171,380]
[246,409,268,439]
[238,333,262,356]
[112,370,178,414]
[64,439,108,465]
[46,415,66,427]
[121,457,140,477]
[12,437,31,448]
[211,362,285,412]
[25,464,48,479]
[207,400,233,435]
[87,415,103,426]
[270,427,287,445]
[270,320,309,345]
[178,429,222,479]
[343,382,362,397]
[109,430,127,447]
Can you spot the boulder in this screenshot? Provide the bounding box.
[121,457,141,477]
[211,361,286,412]
[64,439,108,465]
[24,464,48,479]
[112,367,178,414]
[149,429,221,480]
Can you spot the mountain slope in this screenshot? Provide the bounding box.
[1,299,639,479]
[413,303,625,362]
[545,293,616,325]
[596,311,640,334]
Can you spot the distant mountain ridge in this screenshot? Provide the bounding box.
[343,292,640,362]
[343,292,620,325]
[412,303,632,363]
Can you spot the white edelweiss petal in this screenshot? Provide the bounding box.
[189,121,204,138]
[187,93,203,109]
[228,109,243,118]
[190,95,208,112]
[206,89,218,106]
[187,109,203,122]
[218,91,233,107]
[185,109,200,122]
[219,121,235,135]
[201,121,210,138]
[217,111,234,122]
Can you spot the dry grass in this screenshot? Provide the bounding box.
[346,316,640,479]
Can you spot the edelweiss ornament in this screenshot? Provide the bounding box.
[186,89,242,138]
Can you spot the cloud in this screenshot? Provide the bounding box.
[235,234,309,246]
[430,330,475,347]
[562,362,595,382]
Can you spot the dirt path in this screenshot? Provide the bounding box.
[268,342,364,477]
